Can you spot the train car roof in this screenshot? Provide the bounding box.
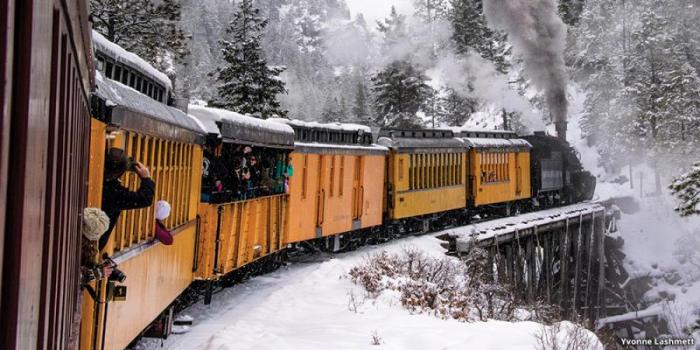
[461,137,532,151]
[94,72,206,143]
[92,30,172,90]
[267,118,386,154]
[268,118,372,133]
[188,105,295,149]
[376,129,465,151]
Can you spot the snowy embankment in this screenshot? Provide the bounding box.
[138,234,600,350]
[567,87,700,338]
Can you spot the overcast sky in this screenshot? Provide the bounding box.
[344,0,414,27]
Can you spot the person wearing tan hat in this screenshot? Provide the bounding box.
[99,148,155,250]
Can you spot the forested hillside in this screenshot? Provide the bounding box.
[91,0,700,184]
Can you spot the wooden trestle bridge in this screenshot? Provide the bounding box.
[438,202,629,322]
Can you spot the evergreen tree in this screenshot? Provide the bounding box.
[440,87,477,127]
[414,0,450,23]
[211,0,287,119]
[371,60,434,128]
[377,6,408,51]
[352,82,370,123]
[558,0,586,26]
[670,161,700,217]
[450,0,510,73]
[91,0,189,69]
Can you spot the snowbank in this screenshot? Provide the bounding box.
[137,234,601,350]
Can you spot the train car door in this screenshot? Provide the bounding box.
[351,155,364,229]
[315,154,328,237]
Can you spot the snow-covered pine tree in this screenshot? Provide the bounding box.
[91,0,189,70]
[414,0,450,23]
[377,6,408,52]
[440,87,477,127]
[670,161,700,217]
[352,81,371,124]
[449,0,510,73]
[558,0,585,26]
[211,0,287,119]
[371,60,434,128]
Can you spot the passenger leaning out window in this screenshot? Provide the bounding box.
[100,147,155,250]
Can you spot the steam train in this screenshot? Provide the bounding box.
[0,3,595,348]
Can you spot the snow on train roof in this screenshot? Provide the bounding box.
[267,118,372,133]
[94,72,204,135]
[92,30,172,90]
[462,137,532,149]
[188,105,295,148]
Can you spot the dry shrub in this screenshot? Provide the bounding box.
[535,321,602,350]
[348,246,539,322]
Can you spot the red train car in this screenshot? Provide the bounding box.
[0,0,93,349]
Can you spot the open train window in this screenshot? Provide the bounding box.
[113,65,122,82]
[96,56,105,71]
[105,61,114,79]
[136,76,142,91]
[129,72,136,87]
[121,68,129,85]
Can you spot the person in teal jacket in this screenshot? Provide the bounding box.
[274,153,293,194]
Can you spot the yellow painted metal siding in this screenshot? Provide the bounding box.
[102,224,197,350]
[103,132,200,255]
[470,150,531,206]
[82,121,204,350]
[359,155,385,228]
[389,151,467,219]
[195,195,287,279]
[286,152,320,243]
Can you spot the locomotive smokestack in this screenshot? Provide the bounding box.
[483,0,569,142]
[549,89,567,141]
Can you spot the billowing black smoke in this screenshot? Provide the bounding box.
[483,0,569,140]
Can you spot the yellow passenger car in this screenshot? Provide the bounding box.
[458,130,532,213]
[270,120,388,246]
[83,72,205,350]
[378,129,467,220]
[188,106,295,281]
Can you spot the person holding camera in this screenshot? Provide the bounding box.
[99,148,155,250]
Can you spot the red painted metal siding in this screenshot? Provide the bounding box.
[0,0,92,349]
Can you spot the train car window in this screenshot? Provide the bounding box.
[409,154,414,190]
[416,154,421,189]
[302,154,308,199]
[105,60,114,79]
[398,158,404,182]
[114,65,122,82]
[429,154,435,188]
[97,56,105,71]
[130,71,136,87]
[136,76,142,91]
[121,68,129,85]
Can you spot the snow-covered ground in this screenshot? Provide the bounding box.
[137,234,600,350]
[567,87,700,340]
